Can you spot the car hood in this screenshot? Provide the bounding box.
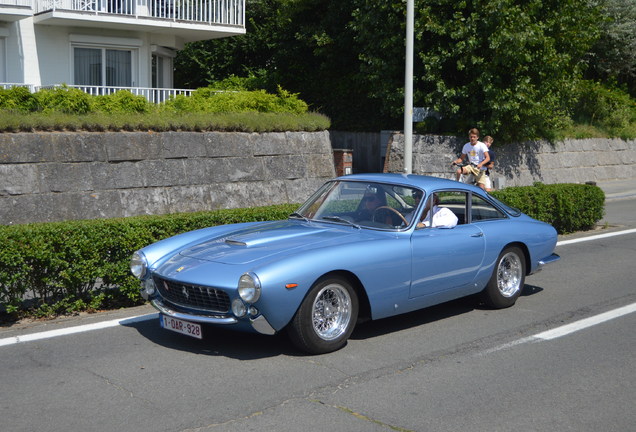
[178,220,357,265]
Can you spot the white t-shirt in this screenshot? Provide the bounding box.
[462,142,489,169]
[422,206,458,228]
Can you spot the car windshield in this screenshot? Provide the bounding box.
[294,180,423,230]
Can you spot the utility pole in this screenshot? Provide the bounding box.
[403,0,414,174]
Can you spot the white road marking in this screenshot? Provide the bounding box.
[482,302,636,355]
[0,313,157,347]
[557,228,636,246]
[2,228,636,349]
[533,302,636,341]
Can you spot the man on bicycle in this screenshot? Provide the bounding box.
[452,128,490,191]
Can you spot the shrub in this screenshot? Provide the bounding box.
[92,90,152,113]
[0,182,605,320]
[34,86,94,114]
[573,81,636,131]
[163,86,308,114]
[0,204,297,320]
[491,182,605,233]
[0,86,39,113]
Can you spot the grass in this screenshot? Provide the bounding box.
[0,111,331,133]
[555,123,636,140]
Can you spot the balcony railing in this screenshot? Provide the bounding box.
[35,0,244,26]
[0,0,33,6]
[2,83,195,104]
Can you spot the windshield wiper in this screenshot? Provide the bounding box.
[289,212,310,222]
[321,216,361,229]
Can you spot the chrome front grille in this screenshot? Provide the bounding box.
[154,276,230,313]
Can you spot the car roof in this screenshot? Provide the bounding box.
[335,173,482,194]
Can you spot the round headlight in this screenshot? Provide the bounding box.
[130,251,148,279]
[238,272,261,303]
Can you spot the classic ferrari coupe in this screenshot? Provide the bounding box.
[130,173,559,354]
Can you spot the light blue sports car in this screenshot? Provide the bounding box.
[130,174,559,354]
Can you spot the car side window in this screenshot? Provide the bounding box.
[436,191,467,225]
[471,195,506,221]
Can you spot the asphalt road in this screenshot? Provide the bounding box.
[1,197,634,432]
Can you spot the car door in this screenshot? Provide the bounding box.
[409,191,486,299]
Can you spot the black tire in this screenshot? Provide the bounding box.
[482,246,526,309]
[287,277,359,354]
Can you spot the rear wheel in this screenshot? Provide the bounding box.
[287,277,358,354]
[482,246,526,308]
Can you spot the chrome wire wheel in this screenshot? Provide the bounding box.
[311,283,353,341]
[497,251,523,298]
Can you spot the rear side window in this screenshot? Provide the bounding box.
[436,191,468,225]
[471,195,506,221]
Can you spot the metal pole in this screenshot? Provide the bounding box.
[403,0,414,174]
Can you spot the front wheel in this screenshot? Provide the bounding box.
[482,246,526,309]
[287,277,358,354]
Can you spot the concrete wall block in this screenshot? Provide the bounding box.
[65,190,124,220]
[608,139,630,151]
[105,132,162,161]
[0,164,41,195]
[139,159,187,187]
[91,161,144,190]
[305,153,337,178]
[0,134,56,163]
[262,155,307,180]
[118,188,171,217]
[40,163,94,192]
[0,194,54,224]
[163,185,214,214]
[221,157,266,182]
[535,153,561,170]
[284,177,327,204]
[160,132,207,159]
[204,132,254,157]
[210,180,287,209]
[51,133,107,162]
[561,140,586,153]
[253,132,292,156]
[286,131,331,154]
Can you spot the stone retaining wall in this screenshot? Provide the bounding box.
[0,131,335,225]
[385,133,636,186]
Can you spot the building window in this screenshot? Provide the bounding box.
[0,38,5,83]
[74,47,132,87]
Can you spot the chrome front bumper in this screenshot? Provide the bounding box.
[149,297,276,335]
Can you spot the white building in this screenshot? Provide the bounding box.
[0,0,245,100]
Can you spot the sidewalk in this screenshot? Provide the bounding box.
[596,179,636,201]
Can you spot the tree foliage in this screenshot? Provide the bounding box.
[585,0,636,96]
[175,0,610,140]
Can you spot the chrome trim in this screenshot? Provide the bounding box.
[150,298,237,325]
[250,315,276,335]
[532,253,561,274]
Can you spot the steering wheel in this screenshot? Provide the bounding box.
[372,206,408,227]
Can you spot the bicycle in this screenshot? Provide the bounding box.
[450,161,478,185]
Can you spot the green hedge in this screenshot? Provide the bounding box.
[0,204,296,319]
[491,182,605,234]
[0,183,605,320]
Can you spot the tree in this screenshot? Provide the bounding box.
[176,0,603,140]
[353,0,602,141]
[585,0,636,96]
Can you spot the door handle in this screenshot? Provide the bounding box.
[471,232,484,237]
